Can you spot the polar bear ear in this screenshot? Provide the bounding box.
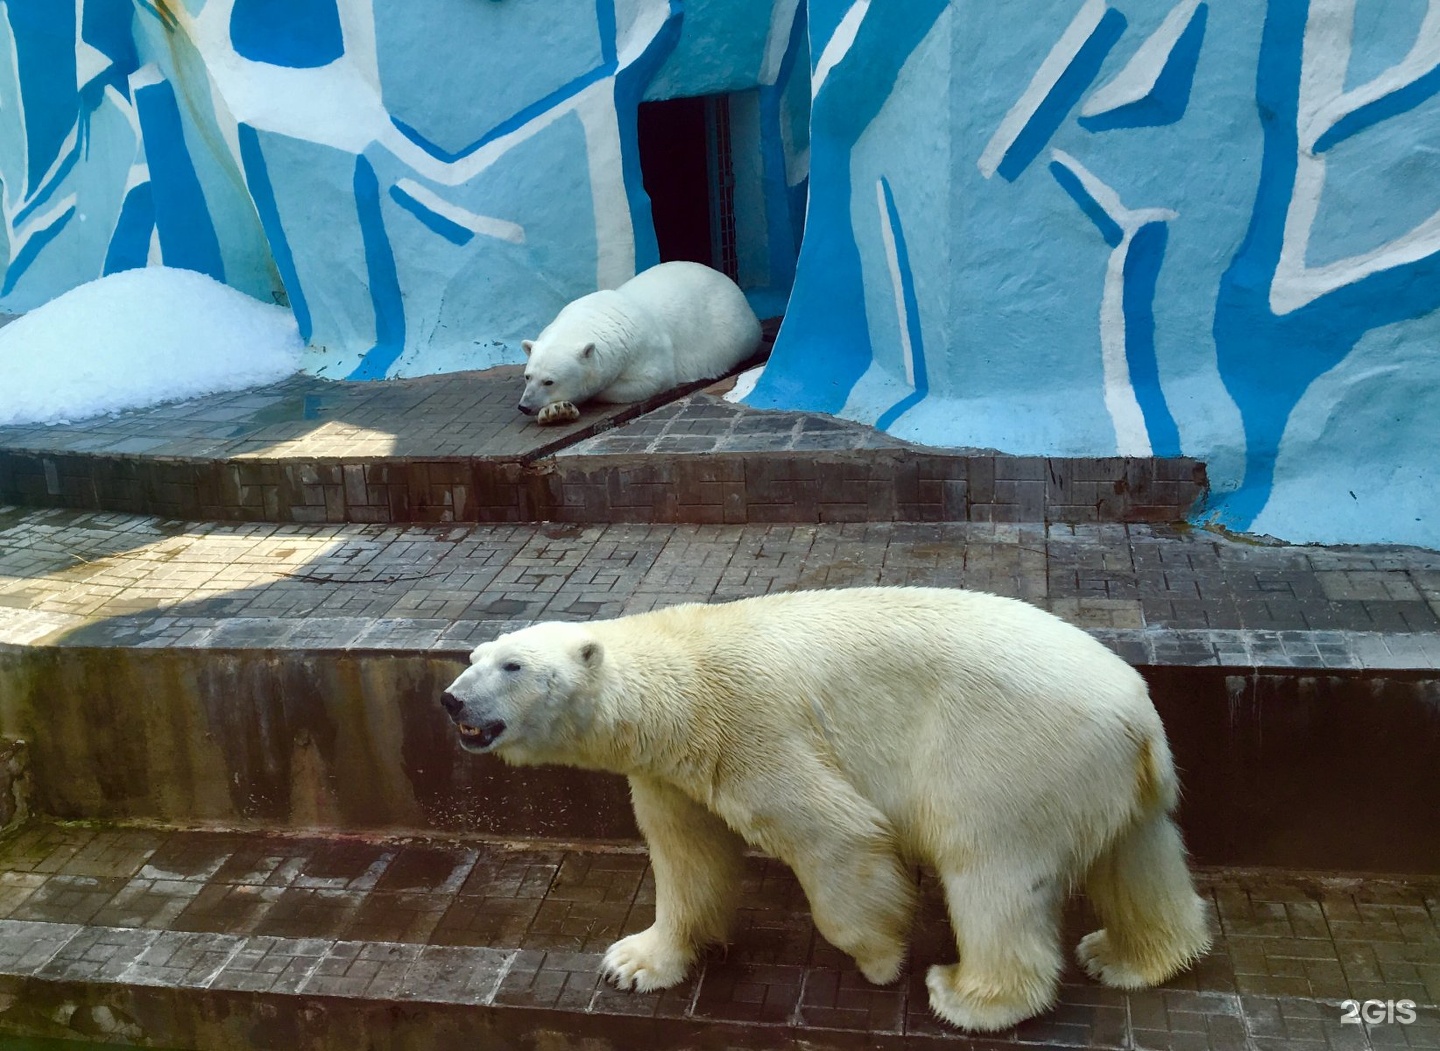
[579,640,603,667]
[521,340,534,357]
[580,342,596,359]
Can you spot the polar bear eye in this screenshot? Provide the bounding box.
[543,379,554,386]
[502,660,523,673]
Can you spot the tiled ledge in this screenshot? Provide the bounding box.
[0,826,1435,1050]
[0,447,1208,526]
[5,610,1439,672]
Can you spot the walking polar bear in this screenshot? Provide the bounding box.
[439,587,1211,1031]
[517,261,761,425]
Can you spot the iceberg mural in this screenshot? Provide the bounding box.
[1,1,1437,549]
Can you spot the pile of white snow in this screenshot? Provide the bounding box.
[0,267,304,427]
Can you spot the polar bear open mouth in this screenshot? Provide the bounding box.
[455,719,506,751]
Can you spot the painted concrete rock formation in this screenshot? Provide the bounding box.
[1,1,1437,548]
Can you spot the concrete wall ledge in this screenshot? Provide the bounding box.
[2,639,1437,874]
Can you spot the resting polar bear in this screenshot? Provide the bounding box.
[518,261,761,425]
[439,587,1211,1031]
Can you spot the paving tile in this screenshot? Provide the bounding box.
[207,934,331,993]
[123,930,242,987]
[397,944,513,1004]
[9,874,128,924]
[37,924,159,981]
[0,918,81,973]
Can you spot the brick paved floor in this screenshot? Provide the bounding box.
[567,392,921,455]
[0,824,1435,1049]
[0,368,616,460]
[1,506,1438,669]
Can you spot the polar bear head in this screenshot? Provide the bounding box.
[517,337,596,416]
[440,622,605,764]
[517,290,631,416]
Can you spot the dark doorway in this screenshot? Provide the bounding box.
[637,95,738,280]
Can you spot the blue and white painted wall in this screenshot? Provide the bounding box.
[1,1,1437,549]
[751,0,1440,548]
[0,0,808,377]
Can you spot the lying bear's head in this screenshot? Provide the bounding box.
[440,622,605,764]
[517,337,595,416]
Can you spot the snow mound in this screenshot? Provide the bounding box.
[0,267,304,427]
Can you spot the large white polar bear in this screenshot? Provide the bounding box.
[517,261,761,425]
[439,587,1211,1031]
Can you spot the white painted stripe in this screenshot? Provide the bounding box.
[1081,0,1201,118]
[1100,232,1153,457]
[1308,0,1440,146]
[723,363,766,403]
[760,0,803,85]
[1050,149,1176,232]
[1050,152,1176,456]
[1272,0,1440,313]
[811,0,869,98]
[876,179,914,387]
[392,178,525,244]
[11,193,76,248]
[979,0,1109,178]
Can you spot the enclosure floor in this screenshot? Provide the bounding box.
[0,823,1435,1050]
[1,506,1437,671]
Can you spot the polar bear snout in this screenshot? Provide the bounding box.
[439,689,508,751]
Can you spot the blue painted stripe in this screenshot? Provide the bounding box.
[102,181,155,275]
[1122,221,1182,456]
[755,0,809,291]
[12,136,81,228]
[7,0,80,197]
[1315,61,1440,153]
[388,184,473,246]
[1079,2,1207,132]
[230,0,345,69]
[134,77,225,281]
[747,1,946,414]
[391,63,616,165]
[346,155,407,381]
[1049,160,1124,248]
[996,6,1128,182]
[238,123,313,341]
[596,0,617,67]
[875,177,928,432]
[613,0,685,274]
[1,205,76,297]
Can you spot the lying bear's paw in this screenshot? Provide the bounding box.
[601,929,693,992]
[536,401,581,426]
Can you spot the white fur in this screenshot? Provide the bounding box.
[442,587,1211,1031]
[518,261,761,419]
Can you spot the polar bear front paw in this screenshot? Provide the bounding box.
[536,401,581,426]
[601,928,694,992]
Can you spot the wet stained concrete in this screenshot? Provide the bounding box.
[2,645,1437,873]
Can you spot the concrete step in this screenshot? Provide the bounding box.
[0,824,1436,1050]
[0,369,1205,525]
[2,509,1438,874]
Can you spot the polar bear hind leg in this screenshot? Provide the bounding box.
[925,857,1066,1032]
[1076,807,1212,988]
[602,776,745,991]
